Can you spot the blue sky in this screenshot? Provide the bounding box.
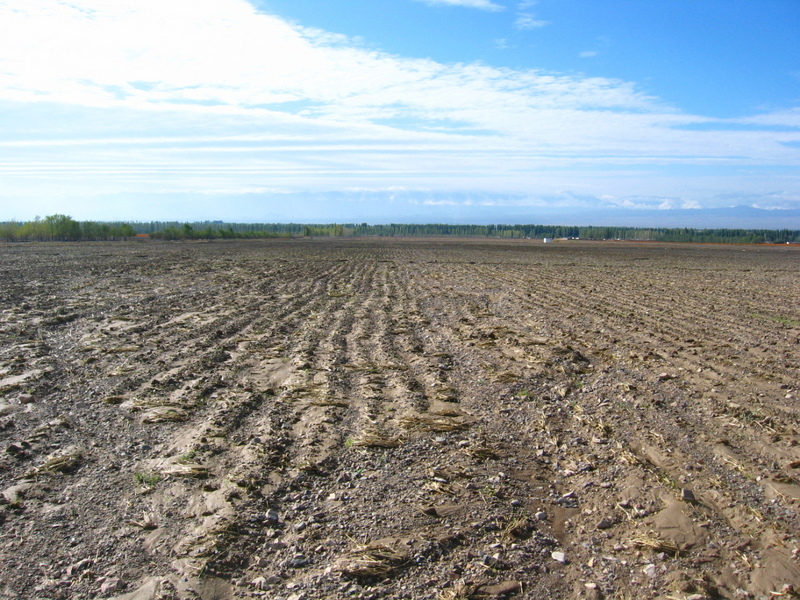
[1,0,799,226]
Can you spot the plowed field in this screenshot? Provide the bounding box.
[1,238,799,600]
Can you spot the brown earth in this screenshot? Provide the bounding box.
[0,238,798,600]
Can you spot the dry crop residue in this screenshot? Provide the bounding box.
[0,238,799,600]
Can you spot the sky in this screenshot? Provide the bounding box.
[1,0,799,227]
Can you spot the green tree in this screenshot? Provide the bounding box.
[43,214,81,241]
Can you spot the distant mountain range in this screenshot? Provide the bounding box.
[250,196,800,230]
[96,191,800,230]
[456,205,800,230]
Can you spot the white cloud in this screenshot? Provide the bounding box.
[736,108,800,128]
[414,0,504,11]
[0,0,798,215]
[514,14,549,29]
[0,0,666,131]
[579,51,598,58]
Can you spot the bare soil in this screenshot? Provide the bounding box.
[0,238,799,600]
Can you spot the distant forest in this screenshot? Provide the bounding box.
[1,214,798,244]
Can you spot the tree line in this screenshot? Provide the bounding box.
[1,216,798,244]
[0,215,135,242]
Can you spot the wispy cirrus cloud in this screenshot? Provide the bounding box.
[413,0,504,11]
[513,1,549,29]
[735,108,800,128]
[514,14,549,29]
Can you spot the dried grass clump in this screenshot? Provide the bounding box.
[434,387,459,403]
[631,533,682,555]
[45,452,83,473]
[438,579,522,600]
[162,463,209,479]
[311,398,349,408]
[104,345,141,354]
[437,580,484,600]
[349,430,402,449]
[610,443,642,466]
[31,417,70,440]
[429,466,467,481]
[26,446,84,477]
[465,443,499,461]
[503,516,533,540]
[425,480,459,496]
[334,540,411,578]
[131,396,171,410]
[141,406,189,423]
[399,413,475,433]
[128,511,158,530]
[429,400,463,417]
[495,371,520,383]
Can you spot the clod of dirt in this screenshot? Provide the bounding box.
[102,395,126,405]
[475,581,523,598]
[2,482,34,505]
[0,403,18,416]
